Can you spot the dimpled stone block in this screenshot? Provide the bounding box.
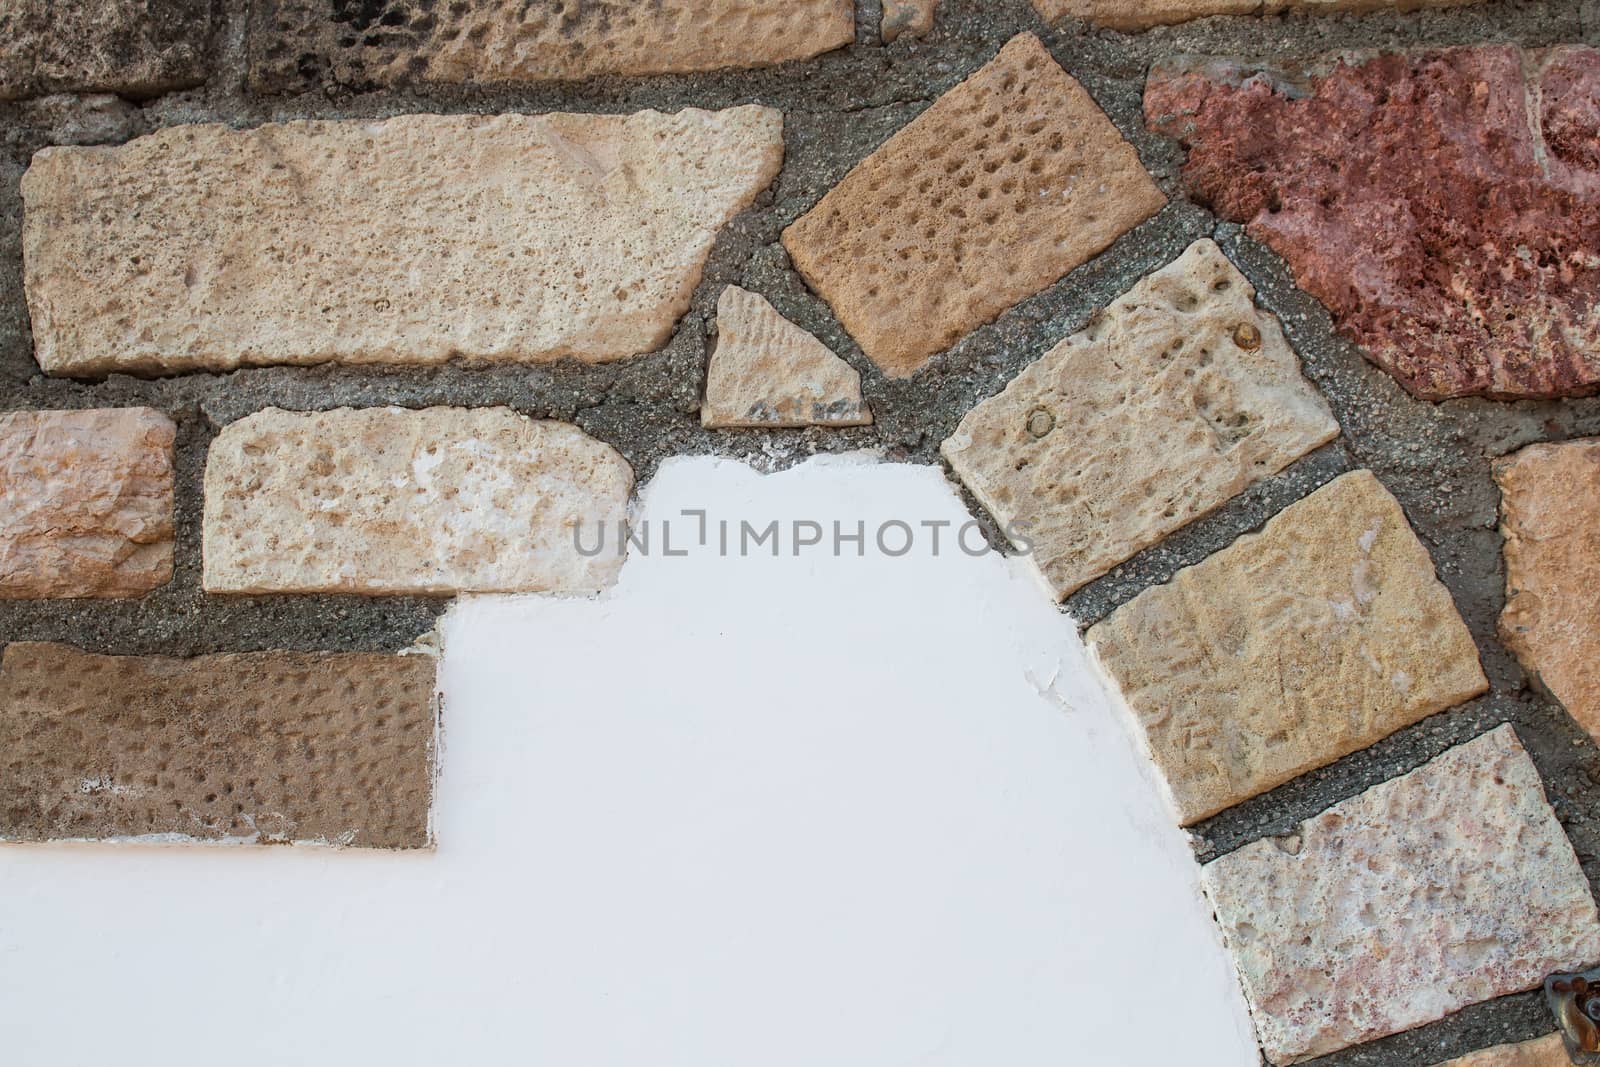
[0,0,211,100]
[248,0,854,93]
[0,642,437,848]
[23,108,783,377]
[1030,0,1475,32]
[204,407,632,596]
[882,0,939,40]
[703,286,871,429]
[0,408,175,598]
[782,33,1164,378]
[1203,726,1600,1064]
[1088,471,1488,824]
[1440,1034,1569,1067]
[1145,47,1600,400]
[1497,438,1600,740]
[942,239,1337,599]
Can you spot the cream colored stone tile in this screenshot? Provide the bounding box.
[1088,470,1488,824]
[23,108,782,375]
[943,238,1338,599]
[203,407,632,596]
[1439,1034,1569,1067]
[1203,726,1600,1064]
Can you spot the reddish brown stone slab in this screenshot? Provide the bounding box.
[1145,47,1600,400]
[0,408,175,598]
[0,642,437,849]
[784,33,1164,377]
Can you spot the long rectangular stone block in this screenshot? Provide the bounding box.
[1088,470,1487,824]
[203,407,633,596]
[0,642,438,849]
[1202,726,1600,1064]
[0,408,175,598]
[22,108,783,376]
[0,0,211,100]
[1032,0,1478,31]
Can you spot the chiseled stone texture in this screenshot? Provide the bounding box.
[1440,1034,1569,1067]
[204,407,632,596]
[249,0,854,93]
[0,0,211,100]
[1145,47,1600,400]
[942,239,1337,600]
[0,408,175,599]
[882,0,939,41]
[1088,470,1487,824]
[1203,726,1600,1064]
[23,108,783,377]
[704,286,871,429]
[783,33,1164,378]
[0,642,437,849]
[1496,437,1600,740]
[1031,0,1475,31]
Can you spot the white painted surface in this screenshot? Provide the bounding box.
[0,454,1258,1067]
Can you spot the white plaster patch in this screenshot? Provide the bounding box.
[0,454,1256,1067]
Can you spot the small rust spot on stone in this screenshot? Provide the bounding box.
[1545,967,1600,1062]
[1025,406,1055,439]
[1232,322,1262,350]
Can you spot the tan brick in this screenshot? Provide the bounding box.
[249,0,854,93]
[203,407,632,596]
[703,286,871,429]
[781,33,1164,378]
[1031,0,1477,31]
[1439,1034,1568,1067]
[23,108,783,376]
[1203,726,1600,1064]
[0,408,174,598]
[1497,438,1600,741]
[0,0,211,100]
[0,642,437,849]
[1088,470,1488,824]
[942,239,1338,599]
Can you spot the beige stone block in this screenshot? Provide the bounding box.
[703,286,871,429]
[1203,726,1600,1064]
[1497,438,1600,741]
[781,33,1164,378]
[23,108,783,376]
[1030,0,1477,31]
[203,407,632,596]
[0,642,437,849]
[1088,470,1488,824]
[1440,1034,1569,1067]
[248,0,855,93]
[942,239,1338,599]
[882,0,939,40]
[0,0,210,100]
[0,408,174,598]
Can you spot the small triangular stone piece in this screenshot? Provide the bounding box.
[703,286,872,429]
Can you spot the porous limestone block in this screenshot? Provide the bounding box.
[0,0,211,100]
[782,33,1164,378]
[0,642,437,849]
[882,0,939,40]
[1088,470,1488,824]
[23,108,783,376]
[942,238,1338,599]
[0,408,175,598]
[703,286,871,429]
[203,407,633,596]
[1439,1034,1569,1067]
[1031,0,1476,32]
[1203,726,1600,1064]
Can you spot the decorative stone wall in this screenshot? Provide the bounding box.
[3,2,1600,1065]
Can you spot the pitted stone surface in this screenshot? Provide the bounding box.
[1441,1034,1569,1067]
[248,0,854,93]
[782,33,1164,378]
[1031,0,1475,31]
[882,0,939,40]
[0,408,175,599]
[0,0,211,100]
[204,407,633,596]
[1202,726,1600,1065]
[1088,470,1487,824]
[704,286,871,429]
[0,642,437,849]
[23,108,783,377]
[942,239,1337,599]
[1145,47,1600,400]
[1496,437,1600,741]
